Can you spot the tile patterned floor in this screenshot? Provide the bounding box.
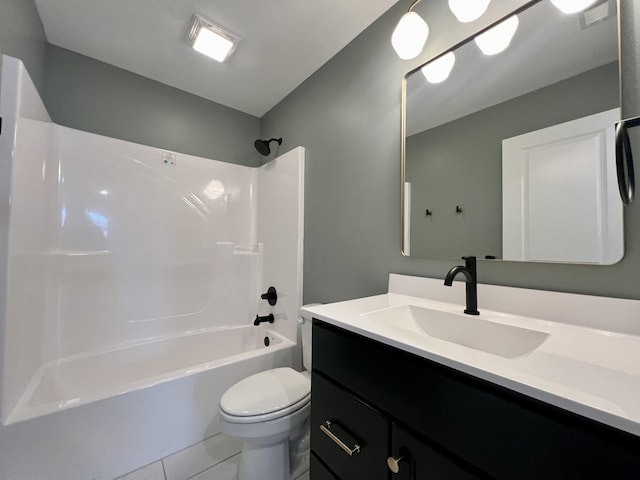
[116,433,309,480]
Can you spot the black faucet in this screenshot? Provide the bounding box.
[444,256,480,315]
[254,314,275,326]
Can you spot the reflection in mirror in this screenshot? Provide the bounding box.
[402,0,622,264]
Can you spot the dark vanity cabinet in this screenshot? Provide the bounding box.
[310,320,640,479]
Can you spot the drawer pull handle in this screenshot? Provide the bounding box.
[387,455,405,474]
[320,420,361,456]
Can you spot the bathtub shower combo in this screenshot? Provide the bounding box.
[0,55,304,478]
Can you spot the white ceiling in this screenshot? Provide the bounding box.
[34,0,399,117]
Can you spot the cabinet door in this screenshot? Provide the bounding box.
[311,373,388,480]
[390,423,483,480]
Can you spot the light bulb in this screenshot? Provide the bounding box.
[421,52,456,83]
[448,0,491,23]
[187,15,239,63]
[193,28,234,62]
[550,0,598,14]
[474,15,519,55]
[391,11,429,60]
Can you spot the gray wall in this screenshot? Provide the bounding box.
[0,0,47,92]
[3,0,640,303]
[407,62,619,259]
[44,45,261,166]
[262,0,640,304]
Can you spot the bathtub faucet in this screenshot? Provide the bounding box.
[260,286,278,306]
[254,314,275,326]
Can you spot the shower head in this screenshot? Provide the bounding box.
[254,138,282,156]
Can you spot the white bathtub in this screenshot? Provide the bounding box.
[6,326,294,424]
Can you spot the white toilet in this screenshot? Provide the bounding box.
[218,314,313,480]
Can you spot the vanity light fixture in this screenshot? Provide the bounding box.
[551,0,598,14]
[392,0,429,60]
[187,14,239,63]
[448,0,491,23]
[474,15,519,55]
[421,52,456,83]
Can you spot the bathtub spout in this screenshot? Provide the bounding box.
[254,314,275,326]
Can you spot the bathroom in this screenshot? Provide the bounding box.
[1,0,640,479]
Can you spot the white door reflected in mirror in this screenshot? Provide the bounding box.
[502,109,623,264]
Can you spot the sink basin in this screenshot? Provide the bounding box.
[362,305,549,358]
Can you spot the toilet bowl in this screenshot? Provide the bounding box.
[218,310,316,480]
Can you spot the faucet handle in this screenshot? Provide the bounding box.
[260,286,277,306]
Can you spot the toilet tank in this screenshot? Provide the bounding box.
[300,304,321,371]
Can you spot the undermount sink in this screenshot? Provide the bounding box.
[362,304,549,359]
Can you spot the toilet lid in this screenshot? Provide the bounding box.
[220,367,311,417]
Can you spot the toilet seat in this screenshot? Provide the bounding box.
[220,393,310,424]
[219,367,311,424]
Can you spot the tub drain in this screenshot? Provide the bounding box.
[264,336,270,347]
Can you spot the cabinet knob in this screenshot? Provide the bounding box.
[387,454,406,474]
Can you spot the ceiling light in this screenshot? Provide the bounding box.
[187,14,239,62]
[551,0,598,14]
[421,52,456,83]
[448,0,491,23]
[392,1,429,60]
[474,15,519,55]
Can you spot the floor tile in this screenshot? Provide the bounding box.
[188,453,241,480]
[116,460,165,480]
[290,450,310,479]
[163,433,242,480]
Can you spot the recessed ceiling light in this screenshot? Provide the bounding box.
[187,14,239,63]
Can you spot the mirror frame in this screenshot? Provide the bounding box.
[400,0,623,262]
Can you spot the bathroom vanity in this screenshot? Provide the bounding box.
[304,275,640,479]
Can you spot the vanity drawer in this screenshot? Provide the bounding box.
[310,372,387,480]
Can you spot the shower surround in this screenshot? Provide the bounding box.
[0,55,304,479]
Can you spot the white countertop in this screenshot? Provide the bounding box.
[301,274,640,437]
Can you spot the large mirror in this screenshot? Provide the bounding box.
[402,0,622,264]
